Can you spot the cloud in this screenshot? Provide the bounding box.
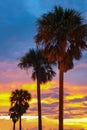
[65,61,87,86]
[0,60,33,83]
[41,92,58,99]
[64,94,87,118]
[68,96,87,103]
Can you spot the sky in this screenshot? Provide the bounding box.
[0,0,87,130]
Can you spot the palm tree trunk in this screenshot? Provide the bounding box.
[13,122,15,130]
[37,78,42,130]
[19,116,22,130]
[59,69,64,130]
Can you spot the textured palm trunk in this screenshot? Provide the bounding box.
[13,122,15,130]
[19,116,22,130]
[37,77,42,130]
[59,69,64,130]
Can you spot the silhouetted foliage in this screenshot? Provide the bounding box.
[9,89,31,130]
[35,6,87,130]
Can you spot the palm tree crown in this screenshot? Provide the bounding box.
[18,49,55,83]
[10,89,31,116]
[35,6,87,71]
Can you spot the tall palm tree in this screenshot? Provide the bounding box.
[18,49,55,130]
[9,106,19,130]
[35,6,87,130]
[10,89,31,130]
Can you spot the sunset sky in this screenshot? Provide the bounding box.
[0,0,87,130]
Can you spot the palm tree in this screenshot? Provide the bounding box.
[18,49,55,130]
[35,6,87,130]
[9,106,19,130]
[10,89,31,130]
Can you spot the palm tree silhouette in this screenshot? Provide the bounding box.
[18,49,55,130]
[9,106,19,130]
[35,6,87,130]
[10,89,31,130]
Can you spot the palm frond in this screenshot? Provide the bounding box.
[35,6,87,72]
[18,48,56,83]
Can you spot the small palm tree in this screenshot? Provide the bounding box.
[9,106,19,130]
[18,48,55,130]
[10,89,31,130]
[35,6,87,130]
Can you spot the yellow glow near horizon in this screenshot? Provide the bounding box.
[0,116,10,120]
[64,118,87,123]
[0,81,87,129]
[0,93,10,106]
[0,112,87,129]
[1,115,87,125]
[0,93,10,99]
